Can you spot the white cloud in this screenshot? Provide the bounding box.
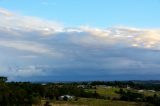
[19,55,38,59]
[0,8,13,16]
[75,26,160,50]
[0,8,63,36]
[0,8,160,80]
[16,65,46,77]
[1,8,160,51]
[8,65,47,77]
[0,40,59,56]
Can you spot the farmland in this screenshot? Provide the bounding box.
[0,77,160,106]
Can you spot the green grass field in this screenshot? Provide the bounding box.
[96,87,120,98]
[96,86,159,98]
[39,87,156,106]
[50,98,148,106]
[137,90,157,96]
[85,86,120,98]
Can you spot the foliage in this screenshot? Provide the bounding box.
[116,89,160,106]
[0,77,159,105]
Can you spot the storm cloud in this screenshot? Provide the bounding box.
[0,8,160,81]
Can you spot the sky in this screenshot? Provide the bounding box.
[0,0,160,81]
[0,0,160,28]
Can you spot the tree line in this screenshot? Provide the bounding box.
[0,77,160,106]
[116,88,160,106]
[0,77,102,105]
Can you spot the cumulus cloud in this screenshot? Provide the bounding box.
[0,8,160,81]
[77,26,160,50]
[0,8,63,35]
[0,8,13,16]
[15,65,47,77]
[19,55,38,59]
[0,40,58,56]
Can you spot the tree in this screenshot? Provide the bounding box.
[0,76,7,83]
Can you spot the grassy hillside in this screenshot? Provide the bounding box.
[96,87,120,98]
[50,98,148,106]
